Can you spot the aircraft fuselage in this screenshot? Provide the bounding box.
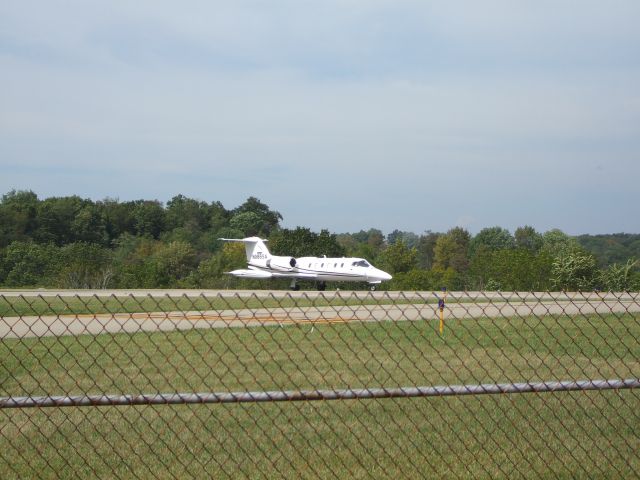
[248,255,392,284]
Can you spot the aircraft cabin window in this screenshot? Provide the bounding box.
[334,263,337,268]
[321,263,324,268]
[341,263,344,267]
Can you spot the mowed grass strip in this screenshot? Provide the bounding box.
[1,313,639,479]
[1,291,538,318]
[2,314,639,396]
[1,391,638,480]
[0,293,440,317]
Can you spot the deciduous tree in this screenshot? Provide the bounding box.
[469,226,514,257]
[433,227,471,272]
[551,249,598,291]
[378,240,417,275]
[514,225,543,252]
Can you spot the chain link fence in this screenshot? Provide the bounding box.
[1,290,639,478]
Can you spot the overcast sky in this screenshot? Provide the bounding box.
[1,1,639,235]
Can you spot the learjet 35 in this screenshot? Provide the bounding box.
[219,237,392,291]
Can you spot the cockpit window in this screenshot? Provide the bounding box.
[352,260,371,268]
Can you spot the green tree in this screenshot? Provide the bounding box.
[232,197,282,236]
[469,234,555,290]
[384,269,435,291]
[133,200,166,239]
[551,249,598,291]
[187,242,268,289]
[514,225,543,252]
[34,196,84,245]
[71,205,108,245]
[230,211,263,237]
[316,229,346,257]
[599,259,638,291]
[575,233,640,267]
[0,190,39,246]
[206,226,244,252]
[380,266,461,291]
[378,240,417,275]
[219,242,247,272]
[344,229,385,259]
[111,235,158,287]
[270,228,345,258]
[57,243,113,288]
[416,231,441,270]
[336,233,359,254]
[270,227,316,257]
[208,201,230,233]
[387,230,419,248]
[430,267,463,291]
[469,226,514,257]
[100,198,138,243]
[433,227,471,272]
[149,241,198,287]
[542,229,579,256]
[0,241,59,286]
[111,237,198,288]
[165,195,211,231]
[468,246,494,289]
[367,229,385,252]
[187,255,224,288]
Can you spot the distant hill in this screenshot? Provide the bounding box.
[575,234,640,267]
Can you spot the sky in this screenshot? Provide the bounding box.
[1,1,639,235]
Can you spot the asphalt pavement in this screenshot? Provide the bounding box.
[1,290,638,339]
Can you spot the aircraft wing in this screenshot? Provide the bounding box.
[226,269,273,279]
[270,272,318,279]
[226,268,318,280]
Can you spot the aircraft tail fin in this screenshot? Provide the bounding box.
[218,237,271,263]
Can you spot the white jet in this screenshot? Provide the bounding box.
[219,237,392,291]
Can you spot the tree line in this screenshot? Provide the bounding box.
[0,190,638,291]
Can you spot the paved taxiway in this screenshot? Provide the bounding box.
[1,290,638,339]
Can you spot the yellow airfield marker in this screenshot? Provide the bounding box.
[438,288,447,335]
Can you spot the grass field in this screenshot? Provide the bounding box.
[1,312,639,478]
[0,293,441,317]
[0,291,549,317]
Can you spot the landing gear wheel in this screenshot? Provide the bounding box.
[317,282,326,292]
[290,280,300,291]
[370,285,377,291]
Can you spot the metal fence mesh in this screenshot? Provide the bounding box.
[1,290,639,479]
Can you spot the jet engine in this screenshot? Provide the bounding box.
[267,256,297,271]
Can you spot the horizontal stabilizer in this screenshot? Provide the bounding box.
[218,237,268,243]
[226,269,273,279]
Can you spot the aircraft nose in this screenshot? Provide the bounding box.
[373,269,392,281]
